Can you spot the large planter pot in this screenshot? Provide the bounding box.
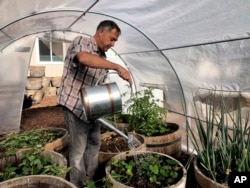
[0,149,68,180]
[143,122,182,157]
[105,150,187,188]
[43,127,69,151]
[193,157,229,188]
[0,175,77,188]
[0,127,68,160]
[99,131,146,164]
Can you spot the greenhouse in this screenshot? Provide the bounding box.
[0,0,250,187]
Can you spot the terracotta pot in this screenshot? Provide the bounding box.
[105,150,187,188]
[143,122,182,157]
[99,132,146,164]
[193,157,229,188]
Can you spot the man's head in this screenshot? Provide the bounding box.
[94,20,121,52]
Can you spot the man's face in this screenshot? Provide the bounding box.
[99,28,119,52]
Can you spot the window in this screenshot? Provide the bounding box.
[37,38,71,64]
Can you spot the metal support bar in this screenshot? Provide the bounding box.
[66,0,99,30]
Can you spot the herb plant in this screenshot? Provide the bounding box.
[127,88,170,136]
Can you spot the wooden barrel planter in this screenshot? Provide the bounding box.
[0,154,16,171]
[0,127,68,157]
[143,122,182,157]
[0,150,68,181]
[193,158,228,188]
[15,150,68,178]
[99,132,146,164]
[43,127,69,152]
[0,175,76,188]
[105,151,187,188]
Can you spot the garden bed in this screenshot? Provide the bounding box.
[17,96,197,187]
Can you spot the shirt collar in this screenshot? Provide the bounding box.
[91,37,106,58]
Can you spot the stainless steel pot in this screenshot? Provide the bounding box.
[81,82,122,120]
[81,72,134,142]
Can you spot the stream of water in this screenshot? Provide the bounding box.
[127,135,142,150]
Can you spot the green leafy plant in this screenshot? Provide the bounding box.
[127,87,170,136]
[0,149,70,181]
[105,113,130,124]
[109,152,183,187]
[188,94,250,185]
[0,128,65,156]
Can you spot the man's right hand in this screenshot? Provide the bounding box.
[117,66,133,85]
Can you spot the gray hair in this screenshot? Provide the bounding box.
[96,20,121,35]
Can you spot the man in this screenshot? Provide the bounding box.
[57,20,132,187]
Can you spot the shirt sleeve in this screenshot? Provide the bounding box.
[69,36,92,68]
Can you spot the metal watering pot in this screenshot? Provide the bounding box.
[81,82,122,120]
[80,73,133,143]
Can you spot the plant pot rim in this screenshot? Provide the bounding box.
[106,150,187,188]
[0,175,77,187]
[193,157,229,188]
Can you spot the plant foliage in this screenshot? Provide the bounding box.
[0,128,64,156]
[0,149,70,181]
[109,152,183,187]
[127,88,170,136]
[188,94,250,185]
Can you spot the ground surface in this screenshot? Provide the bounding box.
[20,96,65,132]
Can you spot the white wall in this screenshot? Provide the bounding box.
[28,38,63,77]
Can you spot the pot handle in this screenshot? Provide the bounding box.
[95,71,118,86]
[95,71,133,98]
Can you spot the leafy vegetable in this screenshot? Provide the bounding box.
[0,128,65,156]
[0,149,70,181]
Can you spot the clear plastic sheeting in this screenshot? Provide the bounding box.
[0,0,250,151]
[0,37,33,134]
